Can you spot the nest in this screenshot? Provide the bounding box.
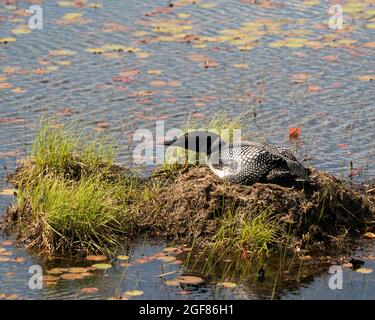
[140,166,375,246]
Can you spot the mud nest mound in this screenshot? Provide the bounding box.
[140,166,375,247]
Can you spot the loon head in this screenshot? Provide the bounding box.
[164,130,223,155]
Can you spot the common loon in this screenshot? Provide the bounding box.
[164,130,311,185]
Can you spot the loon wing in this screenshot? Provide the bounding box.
[209,142,309,184]
[209,144,283,184]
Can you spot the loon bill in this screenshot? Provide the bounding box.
[164,130,311,185]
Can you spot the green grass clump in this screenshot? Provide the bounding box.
[211,208,281,258]
[9,118,150,255]
[30,119,115,178]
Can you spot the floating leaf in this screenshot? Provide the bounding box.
[0,257,10,262]
[176,290,192,295]
[151,80,168,86]
[102,23,128,33]
[171,259,183,265]
[337,143,349,149]
[0,251,13,256]
[119,69,140,77]
[233,63,249,69]
[137,51,150,59]
[117,255,129,260]
[68,267,88,273]
[268,40,286,48]
[177,13,190,18]
[101,44,140,52]
[163,247,178,253]
[49,49,77,56]
[57,1,75,7]
[107,296,128,300]
[0,117,24,124]
[199,2,216,9]
[85,48,104,54]
[293,73,309,83]
[61,273,85,280]
[307,85,322,93]
[165,279,180,286]
[128,90,155,98]
[337,39,357,46]
[322,55,338,62]
[11,257,26,263]
[88,3,102,8]
[304,0,320,5]
[11,88,26,94]
[43,275,60,282]
[0,38,16,44]
[47,268,68,275]
[0,294,18,300]
[62,12,84,20]
[364,232,375,239]
[124,290,144,297]
[217,282,237,288]
[120,262,132,267]
[11,26,31,35]
[289,127,300,139]
[80,287,99,294]
[0,83,13,89]
[0,240,13,246]
[92,263,112,270]
[0,189,15,196]
[177,276,204,285]
[147,69,162,75]
[158,256,177,263]
[357,75,374,81]
[86,255,107,261]
[135,258,149,264]
[343,3,365,14]
[356,268,373,274]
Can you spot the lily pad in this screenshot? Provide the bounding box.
[68,267,88,273]
[0,189,15,196]
[165,279,180,286]
[80,287,99,294]
[0,251,13,256]
[86,255,107,261]
[163,247,178,253]
[357,75,374,81]
[157,256,177,263]
[61,273,85,280]
[0,240,13,246]
[356,268,373,274]
[43,275,60,282]
[92,263,112,270]
[117,255,129,260]
[0,38,16,44]
[364,232,375,239]
[176,276,204,285]
[217,282,237,288]
[47,268,67,275]
[135,258,149,264]
[124,290,144,297]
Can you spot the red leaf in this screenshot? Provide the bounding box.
[289,127,300,139]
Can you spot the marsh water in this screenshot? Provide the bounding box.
[1,0,375,299]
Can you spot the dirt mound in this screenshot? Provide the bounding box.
[140,166,375,246]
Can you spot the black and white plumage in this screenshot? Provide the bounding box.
[164,131,310,185]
